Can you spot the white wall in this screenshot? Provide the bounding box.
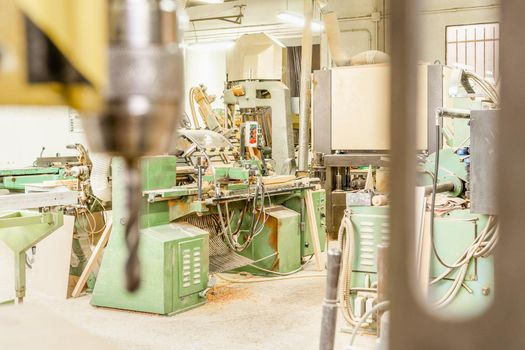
[0,106,86,167]
[184,47,228,112]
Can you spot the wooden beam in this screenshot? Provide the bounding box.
[71,222,112,298]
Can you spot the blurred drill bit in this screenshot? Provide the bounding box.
[84,0,184,292]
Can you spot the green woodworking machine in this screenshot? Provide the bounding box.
[312,64,499,334]
[92,129,326,315]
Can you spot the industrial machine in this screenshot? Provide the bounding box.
[0,144,111,300]
[92,128,326,315]
[1,0,186,293]
[223,33,296,175]
[313,61,499,337]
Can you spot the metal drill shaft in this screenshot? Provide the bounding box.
[124,160,141,292]
[81,0,183,292]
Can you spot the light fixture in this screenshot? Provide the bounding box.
[277,10,324,32]
[199,0,224,4]
[186,40,235,50]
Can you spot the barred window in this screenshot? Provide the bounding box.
[446,23,499,81]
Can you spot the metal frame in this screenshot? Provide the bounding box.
[388,1,525,349]
[323,154,388,235]
[190,5,245,25]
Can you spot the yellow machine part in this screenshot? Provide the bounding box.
[0,0,107,111]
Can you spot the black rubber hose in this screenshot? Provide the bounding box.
[430,123,457,269]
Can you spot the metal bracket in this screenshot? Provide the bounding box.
[190,5,245,25]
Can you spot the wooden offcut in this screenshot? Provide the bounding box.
[71,222,112,298]
[305,190,323,271]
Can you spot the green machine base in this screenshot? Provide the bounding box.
[233,189,326,275]
[91,222,209,315]
[0,210,64,302]
[346,206,493,318]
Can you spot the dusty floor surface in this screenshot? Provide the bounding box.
[0,244,376,350]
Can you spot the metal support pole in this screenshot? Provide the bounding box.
[319,248,342,350]
[14,251,25,303]
[387,0,525,349]
[298,0,314,173]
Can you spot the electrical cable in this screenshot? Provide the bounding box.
[215,271,326,283]
[349,301,390,347]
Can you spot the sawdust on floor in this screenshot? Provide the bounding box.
[207,285,252,304]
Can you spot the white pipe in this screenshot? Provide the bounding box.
[348,50,390,65]
[90,153,112,202]
[297,0,313,172]
[341,29,373,51]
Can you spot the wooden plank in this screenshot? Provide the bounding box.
[0,304,119,350]
[305,190,323,271]
[31,215,75,300]
[71,221,112,298]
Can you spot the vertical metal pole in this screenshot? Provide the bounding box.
[14,252,25,303]
[298,0,313,173]
[387,1,525,349]
[377,244,389,305]
[319,248,342,350]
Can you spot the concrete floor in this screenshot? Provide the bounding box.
[0,243,376,350]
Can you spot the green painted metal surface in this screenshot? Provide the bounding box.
[0,167,61,177]
[91,222,209,315]
[141,156,177,191]
[345,206,493,317]
[235,205,302,274]
[303,190,327,257]
[281,190,327,257]
[93,157,327,314]
[1,174,64,190]
[0,166,69,191]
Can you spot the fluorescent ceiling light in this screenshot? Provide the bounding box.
[277,10,324,32]
[199,0,224,3]
[186,40,235,50]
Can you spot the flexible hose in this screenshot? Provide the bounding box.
[90,153,112,202]
[337,211,368,328]
[430,122,458,269]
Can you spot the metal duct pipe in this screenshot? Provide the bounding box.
[90,153,112,202]
[322,11,350,67]
[319,248,342,350]
[297,0,314,173]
